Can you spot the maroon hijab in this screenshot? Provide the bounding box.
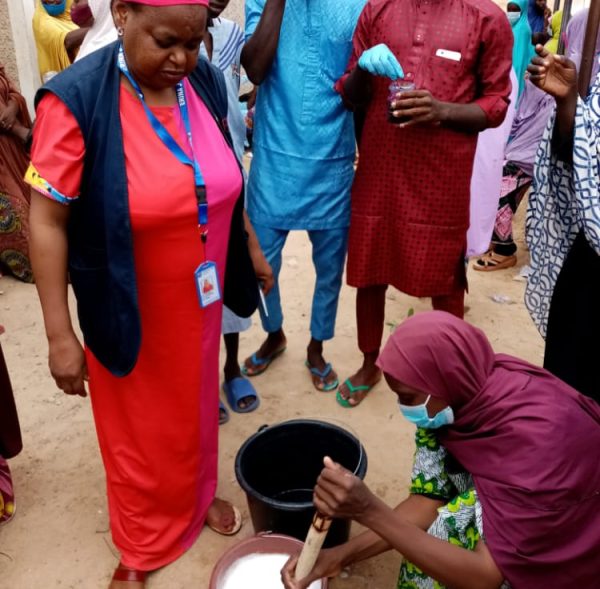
[377,312,600,588]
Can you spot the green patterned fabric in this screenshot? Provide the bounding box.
[409,429,455,500]
[397,429,510,589]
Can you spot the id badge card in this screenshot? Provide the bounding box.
[195,261,221,308]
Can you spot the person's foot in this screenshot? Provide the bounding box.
[338,355,382,407]
[222,377,260,413]
[219,401,230,426]
[109,580,145,589]
[473,250,517,272]
[224,365,256,411]
[242,330,287,376]
[306,339,338,391]
[0,457,15,525]
[109,564,147,588]
[206,497,242,535]
[224,332,258,411]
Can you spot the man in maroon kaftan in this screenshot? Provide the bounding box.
[336,0,514,406]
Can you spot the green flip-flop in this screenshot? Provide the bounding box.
[336,379,374,408]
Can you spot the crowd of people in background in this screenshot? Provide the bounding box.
[0,0,599,587]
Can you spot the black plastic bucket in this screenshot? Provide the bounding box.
[235,419,368,548]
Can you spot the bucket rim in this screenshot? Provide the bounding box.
[234,418,367,510]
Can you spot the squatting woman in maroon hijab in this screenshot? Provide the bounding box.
[283,311,600,589]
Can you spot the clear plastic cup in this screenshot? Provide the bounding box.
[387,80,416,124]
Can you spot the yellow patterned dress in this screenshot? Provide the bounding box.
[397,429,510,589]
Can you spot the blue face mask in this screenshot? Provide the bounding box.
[507,11,521,26]
[398,395,455,429]
[42,0,67,16]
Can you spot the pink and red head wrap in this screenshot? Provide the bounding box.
[378,311,600,589]
[126,0,209,6]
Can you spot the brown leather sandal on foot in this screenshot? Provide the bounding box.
[473,250,517,272]
[207,502,243,536]
[112,564,148,584]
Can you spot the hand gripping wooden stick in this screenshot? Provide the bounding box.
[295,512,332,581]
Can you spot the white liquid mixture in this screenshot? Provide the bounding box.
[218,553,323,589]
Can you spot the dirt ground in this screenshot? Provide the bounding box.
[0,201,543,589]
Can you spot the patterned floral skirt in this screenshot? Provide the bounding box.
[0,190,33,283]
[490,162,532,254]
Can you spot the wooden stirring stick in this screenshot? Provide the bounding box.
[295,512,332,581]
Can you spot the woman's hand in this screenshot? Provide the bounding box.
[527,45,578,101]
[247,86,257,111]
[249,244,274,295]
[391,90,448,127]
[243,211,274,295]
[9,122,31,144]
[48,331,88,397]
[0,99,19,132]
[313,457,378,522]
[281,547,346,589]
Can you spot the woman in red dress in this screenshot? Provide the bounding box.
[28,1,265,586]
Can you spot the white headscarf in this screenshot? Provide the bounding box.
[75,0,118,62]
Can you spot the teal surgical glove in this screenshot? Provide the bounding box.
[358,44,404,80]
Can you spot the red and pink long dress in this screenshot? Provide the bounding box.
[28,79,242,570]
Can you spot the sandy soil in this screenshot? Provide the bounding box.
[0,201,543,589]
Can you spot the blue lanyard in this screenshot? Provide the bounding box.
[117,45,209,237]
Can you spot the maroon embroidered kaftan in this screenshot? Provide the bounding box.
[337,0,513,296]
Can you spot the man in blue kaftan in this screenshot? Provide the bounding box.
[241,0,366,390]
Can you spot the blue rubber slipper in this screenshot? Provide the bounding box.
[219,400,230,425]
[305,361,339,392]
[223,377,260,414]
[241,347,286,377]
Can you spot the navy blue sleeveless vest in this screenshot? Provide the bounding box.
[36,42,257,376]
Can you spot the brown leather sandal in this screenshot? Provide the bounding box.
[112,564,148,584]
[473,250,517,272]
[207,501,243,536]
